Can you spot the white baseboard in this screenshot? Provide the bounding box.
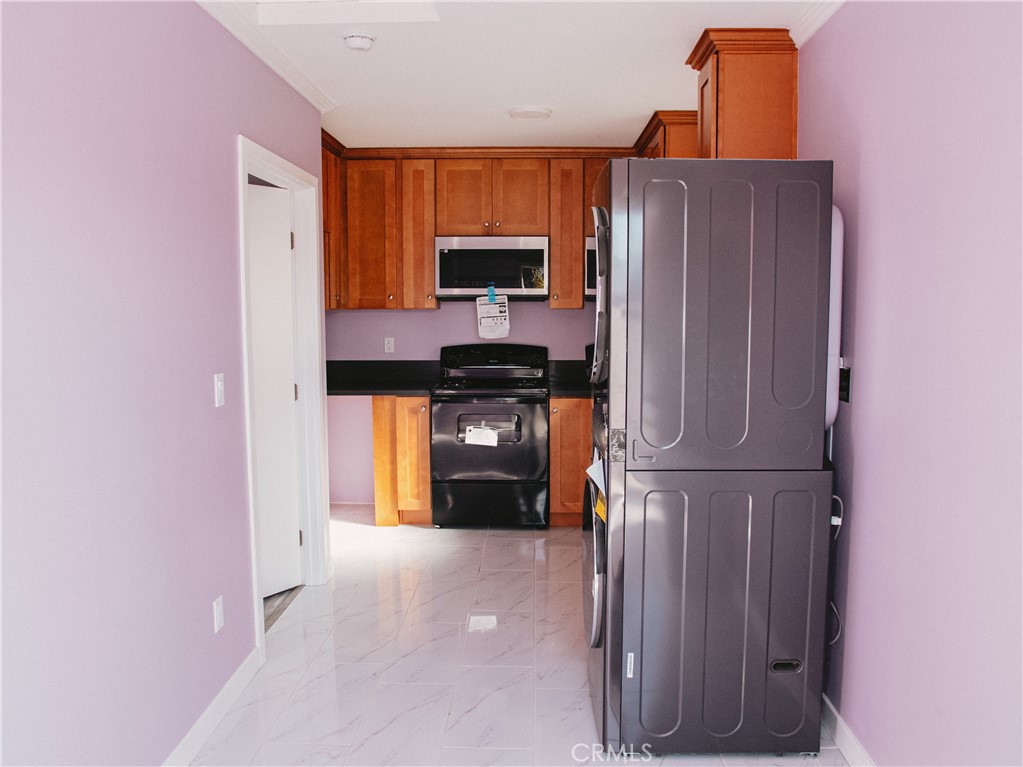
[823,693,875,767]
[163,647,262,766]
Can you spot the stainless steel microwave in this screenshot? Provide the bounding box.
[435,236,548,299]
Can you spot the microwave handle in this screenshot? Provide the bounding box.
[590,206,610,384]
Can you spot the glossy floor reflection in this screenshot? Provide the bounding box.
[192,504,849,767]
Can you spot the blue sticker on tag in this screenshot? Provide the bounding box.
[487,284,496,303]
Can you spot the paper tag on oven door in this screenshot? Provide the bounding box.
[465,425,499,447]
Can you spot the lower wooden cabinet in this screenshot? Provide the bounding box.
[372,396,431,526]
[549,397,592,527]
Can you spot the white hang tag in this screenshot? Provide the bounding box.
[476,295,510,339]
[465,425,499,447]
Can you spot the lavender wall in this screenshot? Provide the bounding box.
[799,3,1022,765]
[328,396,375,503]
[325,301,596,360]
[2,4,320,764]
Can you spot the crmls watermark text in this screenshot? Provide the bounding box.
[571,743,656,763]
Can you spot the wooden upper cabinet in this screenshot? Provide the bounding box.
[321,137,345,311]
[436,158,548,236]
[686,28,798,159]
[548,159,584,310]
[435,159,491,236]
[633,111,699,159]
[401,159,437,310]
[492,159,548,235]
[346,159,399,309]
[583,158,609,237]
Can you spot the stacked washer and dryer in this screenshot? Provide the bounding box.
[583,158,843,756]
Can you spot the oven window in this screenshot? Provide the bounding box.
[456,414,521,443]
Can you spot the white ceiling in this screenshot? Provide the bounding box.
[201,1,843,149]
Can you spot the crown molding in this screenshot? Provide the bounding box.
[341,146,635,160]
[198,1,337,114]
[789,1,845,48]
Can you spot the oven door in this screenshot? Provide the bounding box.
[430,395,549,481]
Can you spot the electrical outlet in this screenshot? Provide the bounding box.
[213,596,224,633]
[384,337,395,354]
[214,373,225,407]
[839,366,852,402]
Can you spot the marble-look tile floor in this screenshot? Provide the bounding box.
[193,504,849,767]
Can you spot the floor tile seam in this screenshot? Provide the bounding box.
[343,680,458,759]
[456,660,542,671]
[244,674,312,760]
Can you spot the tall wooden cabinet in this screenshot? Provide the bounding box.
[401,160,437,310]
[436,158,549,236]
[548,160,585,310]
[346,159,399,309]
[321,133,345,310]
[686,28,798,160]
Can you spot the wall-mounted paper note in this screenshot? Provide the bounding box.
[476,294,509,339]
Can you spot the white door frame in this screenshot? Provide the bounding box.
[237,136,329,659]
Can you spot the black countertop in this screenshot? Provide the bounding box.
[326,359,592,398]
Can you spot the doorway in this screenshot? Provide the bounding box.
[238,137,329,654]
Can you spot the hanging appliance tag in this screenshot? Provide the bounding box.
[465,425,499,447]
[476,294,509,339]
[487,283,497,303]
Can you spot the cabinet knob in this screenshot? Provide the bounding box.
[552,407,559,414]
[420,405,427,412]
[495,221,501,228]
[334,293,340,301]
[388,294,394,301]
[427,294,433,301]
[552,294,559,301]
[483,221,490,228]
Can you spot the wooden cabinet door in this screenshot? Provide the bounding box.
[583,158,609,237]
[436,159,492,235]
[321,147,344,309]
[346,160,398,308]
[395,396,431,516]
[549,397,592,526]
[401,160,437,310]
[697,57,717,158]
[372,396,400,526]
[548,159,584,310]
[493,159,549,235]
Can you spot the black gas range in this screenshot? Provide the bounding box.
[430,344,550,527]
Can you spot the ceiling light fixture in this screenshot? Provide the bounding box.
[509,105,552,120]
[344,34,375,52]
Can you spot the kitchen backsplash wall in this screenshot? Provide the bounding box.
[325,302,596,359]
